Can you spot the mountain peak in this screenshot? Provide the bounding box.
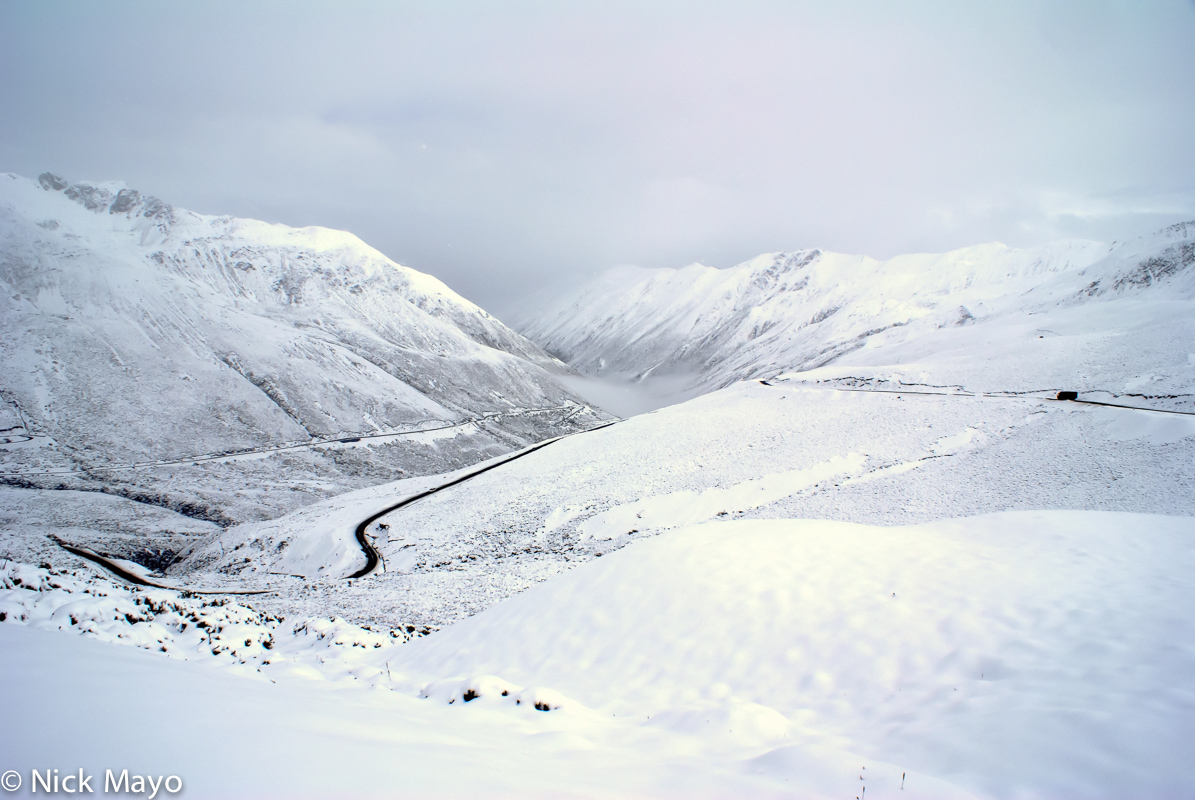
[31,171,177,234]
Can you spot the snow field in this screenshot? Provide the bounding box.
[381,511,1195,798]
[5,509,1191,797]
[4,621,983,800]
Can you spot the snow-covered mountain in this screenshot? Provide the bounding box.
[0,172,603,479]
[516,227,1195,393]
[3,178,1193,798]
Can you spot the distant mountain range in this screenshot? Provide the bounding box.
[516,223,1195,396]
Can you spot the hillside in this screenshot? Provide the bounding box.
[516,227,1195,398]
[0,172,605,524]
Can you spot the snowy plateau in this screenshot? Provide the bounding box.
[2,171,1194,799]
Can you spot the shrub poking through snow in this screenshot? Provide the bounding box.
[419,675,571,710]
[515,687,567,712]
[0,560,424,682]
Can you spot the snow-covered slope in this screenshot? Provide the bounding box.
[387,511,1195,800]
[3,193,1193,796]
[0,171,597,471]
[5,512,1192,798]
[183,375,1190,623]
[0,617,977,799]
[517,227,1194,394]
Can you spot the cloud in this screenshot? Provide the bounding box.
[1038,190,1195,221]
[2,0,1193,313]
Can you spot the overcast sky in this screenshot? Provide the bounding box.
[2,1,1193,314]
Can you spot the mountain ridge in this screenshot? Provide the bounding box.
[0,171,605,523]
[516,227,1194,394]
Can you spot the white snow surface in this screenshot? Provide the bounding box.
[389,511,1195,799]
[4,510,1192,798]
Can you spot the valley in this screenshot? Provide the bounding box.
[1,171,1193,799]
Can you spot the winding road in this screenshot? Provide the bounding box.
[347,382,1194,581]
[45,415,615,593]
[51,380,1191,591]
[347,420,619,580]
[50,536,273,595]
[0,404,588,478]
